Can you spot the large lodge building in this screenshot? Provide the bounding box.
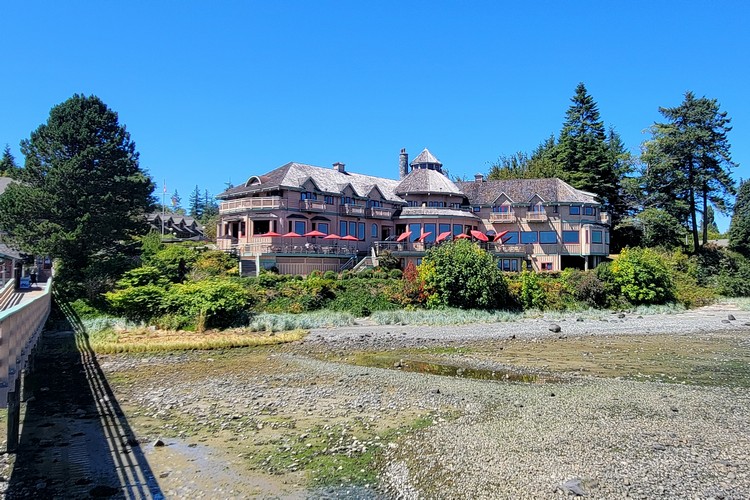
[216,148,610,275]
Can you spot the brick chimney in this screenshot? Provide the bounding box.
[333,162,345,173]
[474,173,484,183]
[399,148,409,179]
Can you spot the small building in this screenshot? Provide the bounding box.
[216,149,610,275]
[148,213,206,241]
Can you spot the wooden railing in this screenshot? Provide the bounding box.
[301,199,327,212]
[219,197,285,214]
[367,207,393,218]
[341,204,365,216]
[489,213,515,223]
[525,212,548,222]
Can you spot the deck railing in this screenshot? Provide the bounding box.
[219,197,285,214]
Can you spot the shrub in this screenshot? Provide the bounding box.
[608,247,675,305]
[717,251,750,297]
[388,269,403,279]
[519,270,546,310]
[308,269,323,278]
[105,284,167,321]
[358,269,374,279]
[145,245,199,282]
[573,272,607,308]
[257,270,292,288]
[162,278,251,330]
[192,250,238,278]
[328,279,399,316]
[323,270,337,280]
[419,240,508,310]
[70,298,107,319]
[116,266,168,288]
[377,250,401,271]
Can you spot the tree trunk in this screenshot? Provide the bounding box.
[702,184,709,246]
[688,159,700,252]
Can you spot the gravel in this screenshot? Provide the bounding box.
[98,304,750,499]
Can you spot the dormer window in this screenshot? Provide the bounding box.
[570,206,581,215]
[341,196,353,205]
[529,203,544,214]
[367,200,383,208]
[492,205,511,213]
[301,192,317,200]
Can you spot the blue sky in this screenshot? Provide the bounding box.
[2,1,748,229]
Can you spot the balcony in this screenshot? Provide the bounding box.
[341,204,365,216]
[368,207,393,219]
[525,212,548,222]
[220,197,284,214]
[302,199,327,212]
[599,212,611,225]
[489,213,515,223]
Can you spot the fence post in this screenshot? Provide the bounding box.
[6,375,21,452]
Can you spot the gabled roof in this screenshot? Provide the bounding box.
[395,168,463,196]
[456,178,600,205]
[410,148,442,166]
[219,162,404,203]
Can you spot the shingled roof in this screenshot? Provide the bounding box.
[410,148,442,167]
[456,178,600,205]
[218,162,404,203]
[395,168,464,196]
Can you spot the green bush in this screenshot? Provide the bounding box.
[70,298,108,319]
[358,269,374,279]
[105,284,167,321]
[116,266,169,288]
[717,251,750,297]
[145,245,199,282]
[388,269,403,279]
[608,247,675,305]
[257,270,292,288]
[192,250,238,278]
[519,270,546,310]
[573,272,607,308]
[162,278,251,330]
[328,279,399,316]
[323,270,337,280]
[308,269,323,278]
[419,240,508,310]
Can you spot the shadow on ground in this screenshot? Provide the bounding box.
[5,299,163,499]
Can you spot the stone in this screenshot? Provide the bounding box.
[560,478,587,496]
[617,313,626,319]
[153,438,165,447]
[721,320,731,324]
[549,324,562,333]
[652,443,666,451]
[728,314,736,321]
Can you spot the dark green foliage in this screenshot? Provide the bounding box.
[140,231,164,261]
[188,185,203,218]
[388,269,403,279]
[192,250,238,279]
[0,145,20,178]
[729,179,750,257]
[323,270,337,280]
[376,250,401,271]
[328,279,400,316]
[116,266,168,288]
[144,244,199,282]
[717,251,750,297]
[641,92,736,250]
[519,270,546,310]
[0,94,154,298]
[106,284,167,321]
[419,240,508,310]
[562,269,608,308]
[608,248,675,304]
[618,208,685,249]
[162,279,251,329]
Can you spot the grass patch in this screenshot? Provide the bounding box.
[247,310,356,331]
[89,327,307,354]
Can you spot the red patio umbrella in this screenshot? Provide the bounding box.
[417,231,432,242]
[322,233,342,240]
[304,230,327,237]
[436,231,452,242]
[493,230,509,242]
[261,231,281,237]
[341,234,359,241]
[470,230,489,242]
[282,231,303,238]
[454,233,471,239]
[396,231,412,242]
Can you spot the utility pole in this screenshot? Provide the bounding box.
[162,179,166,240]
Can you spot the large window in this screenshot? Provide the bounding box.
[428,201,445,208]
[324,195,334,205]
[493,204,511,213]
[439,223,451,235]
[358,223,365,240]
[473,206,481,212]
[503,232,519,244]
[301,192,317,200]
[539,231,557,244]
[349,222,357,238]
[341,196,353,205]
[318,223,329,235]
[592,230,603,244]
[521,231,538,244]
[294,221,306,234]
[424,223,436,243]
[498,259,519,272]
[340,221,347,236]
[409,223,421,242]
[453,224,463,236]
[569,206,580,215]
[371,223,378,239]
[563,231,580,244]
[584,206,595,216]
[368,200,383,208]
[529,203,544,214]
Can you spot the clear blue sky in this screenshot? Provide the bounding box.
[2,1,748,230]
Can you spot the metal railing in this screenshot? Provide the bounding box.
[341,204,365,216]
[367,207,394,218]
[301,199,327,212]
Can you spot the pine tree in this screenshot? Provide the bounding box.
[729,179,750,257]
[0,144,20,178]
[642,92,736,250]
[202,189,218,218]
[170,189,182,211]
[188,184,203,218]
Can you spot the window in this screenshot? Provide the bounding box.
[453,224,463,236]
[539,231,557,244]
[449,202,462,209]
[493,205,511,213]
[301,192,317,200]
[368,200,382,208]
[529,203,544,213]
[318,223,329,235]
[521,231,538,244]
[541,263,553,271]
[324,195,334,205]
[503,232,519,244]
[592,231,603,244]
[584,206,595,216]
[473,206,481,212]
[349,222,357,237]
[340,221,347,236]
[294,221,306,234]
[569,206,580,215]
[341,196,353,205]
[409,223,421,242]
[605,232,610,244]
[371,223,378,239]
[498,259,519,272]
[407,200,419,207]
[358,223,365,240]
[563,231,579,244]
[424,223,436,243]
[439,223,451,235]
[427,201,445,208]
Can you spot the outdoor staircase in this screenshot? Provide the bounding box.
[351,256,374,274]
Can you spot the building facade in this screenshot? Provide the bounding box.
[216,149,610,275]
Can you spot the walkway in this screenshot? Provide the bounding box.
[2,315,164,499]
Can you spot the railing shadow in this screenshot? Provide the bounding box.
[6,295,164,499]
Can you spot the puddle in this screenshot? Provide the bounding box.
[349,354,560,383]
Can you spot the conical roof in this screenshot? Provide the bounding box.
[410,148,442,167]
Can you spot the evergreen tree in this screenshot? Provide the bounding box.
[202,189,218,218]
[0,94,154,296]
[188,184,203,218]
[170,189,182,211]
[556,83,619,213]
[0,144,20,178]
[729,179,750,257]
[642,92,736,251]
